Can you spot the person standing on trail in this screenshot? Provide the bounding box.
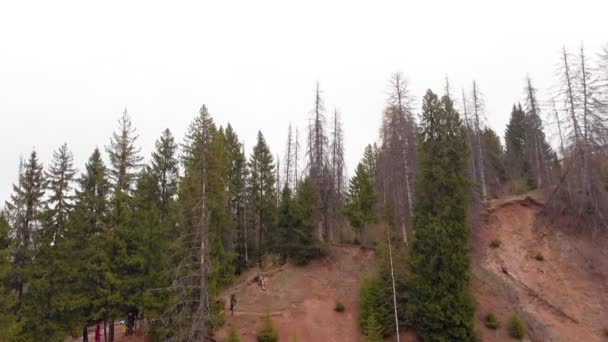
[95,324,101,342]
[230,294,237,316]
[126,312,135,335]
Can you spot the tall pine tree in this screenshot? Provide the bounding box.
[408,90,475,341]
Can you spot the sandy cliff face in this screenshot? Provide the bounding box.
[472,193,608,341]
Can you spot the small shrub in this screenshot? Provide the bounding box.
[490,239,501,248]
[334,300,345,312]
[363,314,383,342]
[535,252,544,261]
[257,315,278,342]
[508,315,526,340]
[484,313,500,330]
[603,325,608,337]
[227,325,242,342]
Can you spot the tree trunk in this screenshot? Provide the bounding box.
[387,229,401,342]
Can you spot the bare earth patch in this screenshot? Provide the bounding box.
[215,245,375,342]
[472,192,608,341]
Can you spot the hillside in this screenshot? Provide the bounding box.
[472,192,608,341]
[214,245,376,342]
[213,192,608,342]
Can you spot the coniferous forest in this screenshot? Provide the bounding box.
[2,43,608,342]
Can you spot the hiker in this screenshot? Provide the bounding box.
[230,294,237,316]
[126,312,135,335]
[95,324,101,342]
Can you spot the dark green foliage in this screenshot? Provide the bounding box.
[257,315,279,342]
[359,276,389,333]
[490,239,501,248]
[534,252,544,261]
[69,148,111,328]
[484,313,500,330]
[5,150,45,303]
[277,179,324,265]
[505,104,530,187]
[248,131,277,264]
[227,325,242,342]
[482,128,506,196]
[408,90,476,341]
[20,144,80,340]
[334,301,345,312]
[0,214,20,339]
[343,162,376,240]
[224,124,248,273]
[361,144,379,179]
[363,313,384,342]
[507,315,526,340]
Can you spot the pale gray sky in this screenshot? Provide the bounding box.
[1,0,607,204]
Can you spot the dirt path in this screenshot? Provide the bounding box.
[214,245,375,342]
[472,194,608,341]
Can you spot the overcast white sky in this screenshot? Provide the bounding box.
[1,0,607,205]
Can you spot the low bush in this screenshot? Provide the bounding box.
[484,313,500,330]
[227,325,242,342]
[257,315,278,342]
[508,315,526,340]
[490,239,501,248]
[603,325,608,337]
[334,300,345,312]
[535,252,544,261]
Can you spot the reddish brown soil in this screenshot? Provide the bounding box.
[472,192,608,341]
[214,245,376,342]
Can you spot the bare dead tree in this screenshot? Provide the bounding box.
[276,153,281,205]
[306,82,331,242]
[547,45,608,236]
[284,123,294,190]
[378,72,416,245]
[523,76,555,188]
[294,127,300,189]
[329,109,346,242]
[472,81,488,199]
[462,88,477,180]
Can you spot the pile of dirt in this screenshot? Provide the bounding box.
[214,245,375,342]
[472,192,608,341]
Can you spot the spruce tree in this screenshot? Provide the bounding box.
[224,124,248,272]
[21,144,78,340]
[363,314,384,342]
[150,128,179,228]
[105,109,142,341]
[408,90,475,341]
[482,128,506,196]
[69,148,111,340]
[5,150,45,302]
[505,104,533,191]
[248,131,276,264]
[164,105,220,339]
[343,163,376,242]
[0,213,20,340]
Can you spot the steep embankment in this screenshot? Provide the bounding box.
[472,192,608,341]
[215,245,375,342]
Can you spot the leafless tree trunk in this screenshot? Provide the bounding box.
[284,123,293,189]
[387,228,400,342]
[462,89,477,180]
[294,127,300,189]
[472,81,487,199]
[377,72,417,245]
